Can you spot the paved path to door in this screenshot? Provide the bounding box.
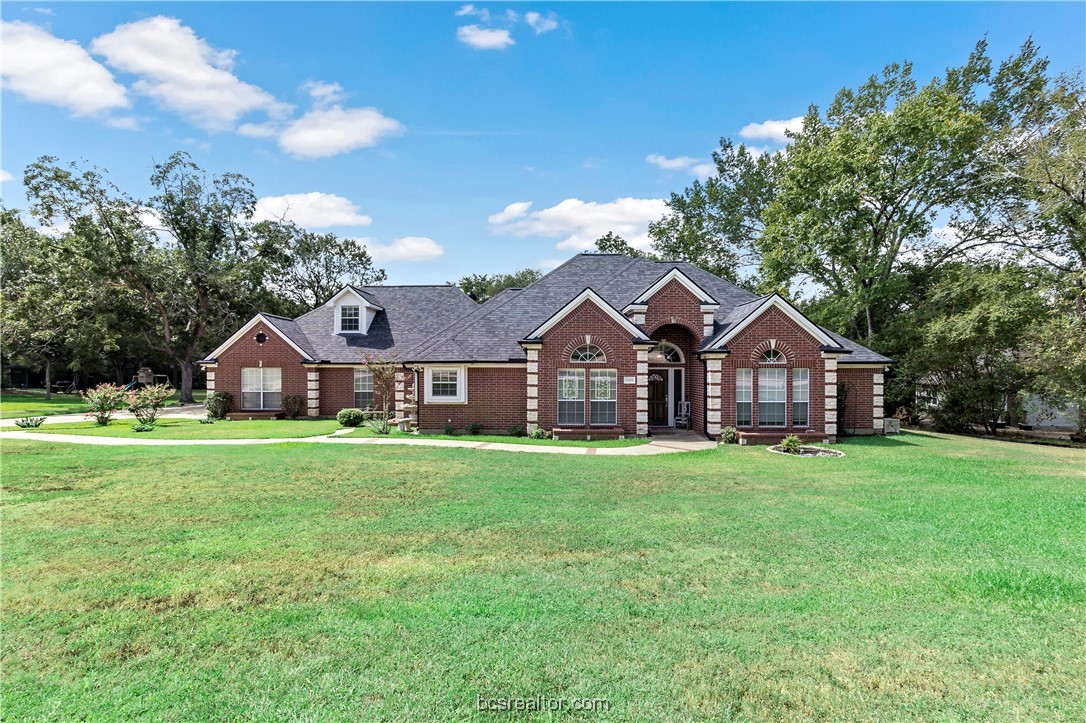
[0,427,716,456]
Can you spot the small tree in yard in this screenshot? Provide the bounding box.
[128,384,173,426]
[362,353,400,418]
[82,383,128,426]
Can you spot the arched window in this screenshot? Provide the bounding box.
[571,344,606,363]
[648,342,683,364]
[760,349,786,364]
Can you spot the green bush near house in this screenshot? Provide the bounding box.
[336,408,366,427]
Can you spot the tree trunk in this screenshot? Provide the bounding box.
[115,362,125,386]
[43,358,53,400]
[179,361,194,403]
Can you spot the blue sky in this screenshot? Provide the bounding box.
[2,2,1083,284]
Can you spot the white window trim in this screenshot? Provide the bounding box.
[241,366,282,410]
[425,366,467,404]
[589,369,618,426]
[558,368,586,427]
[736,368,753,427]
[571,344,606,364]
[338,304,362,334]
[354,368,374,408]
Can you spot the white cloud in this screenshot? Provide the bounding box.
[363,236,444,262]
[456,4,490,21]
[691,162,716,178]
[457,25,514,50]
[253,192,373,228]
[524,11,559,34]
[0,21,129,116]
[488,201,533,224]
[645,153,701,171]
[0,170,13,183]
[277,106,404,159]
[301,80,345,107]
[237,121,279,138]
[104,116,140,130]
[738,116,803,144]
[490,197,668,251]
[90,16,290,132]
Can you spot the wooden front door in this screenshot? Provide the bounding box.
[648,372,668,426]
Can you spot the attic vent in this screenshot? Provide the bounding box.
[255,331,267,345]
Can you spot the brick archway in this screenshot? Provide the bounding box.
[649,323,705,431]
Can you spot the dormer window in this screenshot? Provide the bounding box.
[340,305,361,333]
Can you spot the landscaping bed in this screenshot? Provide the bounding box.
[21,418,342,440]
[345,426,649,447]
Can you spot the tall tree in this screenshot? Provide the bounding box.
[456,268,543,303]
[255,220,387,312]
[649,141,778,284]
[594,231,656,258]
[24,152,273,402]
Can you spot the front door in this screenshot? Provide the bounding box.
[648,372,668,426]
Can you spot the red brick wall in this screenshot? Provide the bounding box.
[650,323,705,431]
[213,325,308,412]
[643,279,708,341]
[417,366,526,433]
[838,366,876,433]
[319,366,412,416]
[538,303,640,433]
[718,307,826,433]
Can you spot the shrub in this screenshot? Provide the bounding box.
[131,423,156,432]
[465,422,483,435]
[205,391,232,419]
[719,426,739,444]
[129,384,173,425]
[506,424,525,437]
[198,417,215,425]
[780,434,803,455]
[281,394,306,420]
[443,423,455,436]
[368,416,392,435]
[14,416,45,429]
[81,383,128,426]
[530,426,550,440]
[337,408,365,427]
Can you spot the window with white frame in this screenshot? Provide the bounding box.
[760,348,786,364]
[426,367,466,403]
[241,367,281,410]
[558,369,585,426]
[590,369,617,426]
[793,368,809,427]
[354,368,374,408]
[340,305,361,332]
[759,367,787,426]
[736,368,752,426]
[571,344,605,363]
[648,342,683,364]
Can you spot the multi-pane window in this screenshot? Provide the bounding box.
[558,370,585,426]
[354,368,374,408]
[648,342,683,364]
[793,368,809,427]
[736,368,753,426]
[430,369,459,399]
[759,367,787,427]
[571,344,605,363]
[241,367,281,410]
[589,369,617,426]
[340,305,360,332]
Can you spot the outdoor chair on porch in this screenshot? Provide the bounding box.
[675,401,692,430]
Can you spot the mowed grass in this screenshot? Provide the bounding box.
[2,432,1084,721]
[1,388,207,419]
[347,425,649,447]
[26,417,342,439]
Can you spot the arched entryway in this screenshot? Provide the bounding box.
[647,323,701,430]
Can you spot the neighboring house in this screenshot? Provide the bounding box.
[200,253,892,441]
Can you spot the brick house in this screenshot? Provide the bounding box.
[200,253,891,441]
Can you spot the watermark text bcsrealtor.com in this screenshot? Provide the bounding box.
[476,695,611,713]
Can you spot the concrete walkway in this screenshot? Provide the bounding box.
[1,427,717,456]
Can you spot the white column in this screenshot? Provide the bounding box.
[394,371,406,415]
[873,370,884,434]
[306,369,320,417]
[823,357,837,439]
[636,349,649,435]
[525,348,540,433]
[705,358,722,436]
[204,367,216,393]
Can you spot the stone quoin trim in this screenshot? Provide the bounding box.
[201,254,892,440]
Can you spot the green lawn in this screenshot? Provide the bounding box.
[347,425,649,447]
[1,388,207,419]
[24,417,342,439]
[2,432,1084,720]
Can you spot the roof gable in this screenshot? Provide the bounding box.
[706,294,836,349]
[202,313,316,362]
[323,285,383,310]
[524,288,651,341]
[629,267,719,307]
